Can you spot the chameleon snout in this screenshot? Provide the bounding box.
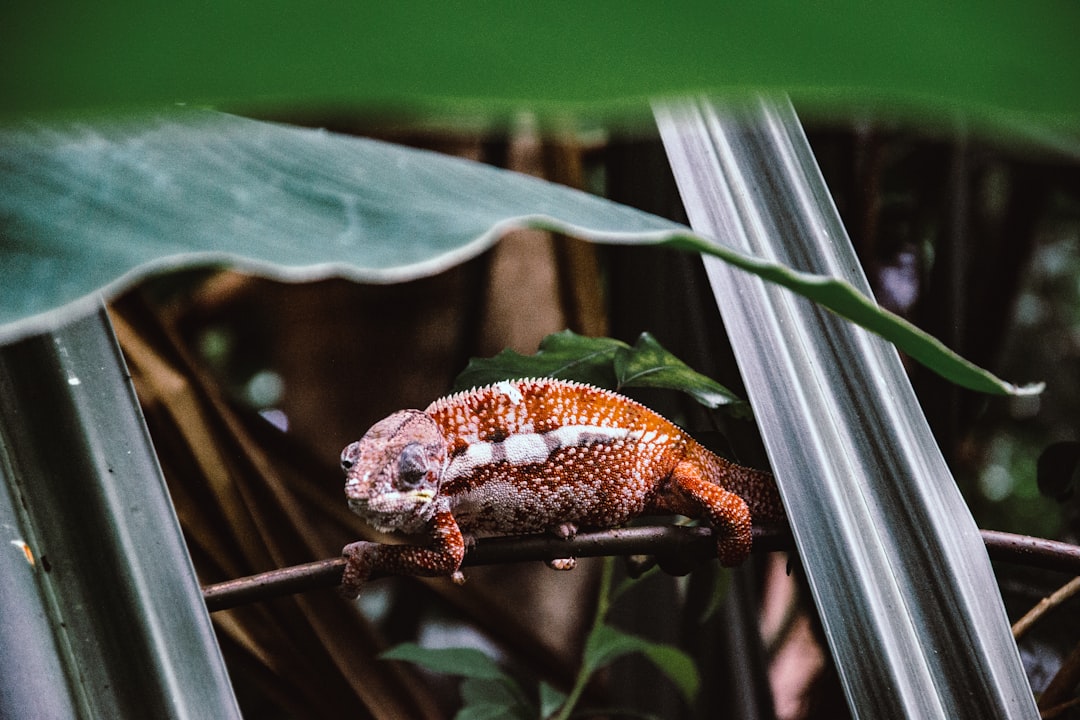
[344,472,370,499]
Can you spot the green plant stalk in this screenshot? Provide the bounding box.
[552,557,616,720]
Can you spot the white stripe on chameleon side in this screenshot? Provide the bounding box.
[548,424,632,448]
[501,433,551,464]
[443,424,643,481]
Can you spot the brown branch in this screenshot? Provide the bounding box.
[980,530,1080,575]
[202,526,1080,613]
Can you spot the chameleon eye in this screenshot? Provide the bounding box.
[397,443,428,488]
[340,443,359,473]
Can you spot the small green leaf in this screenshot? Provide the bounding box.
[697,566,733,624]
[452,330,627,391]
[538,682,568,718]
[379,643,505,681]
[454,703,523,720]
[459,677,532,717]
[583,625,699,703]
[614,332,744,409]
[636,643,700,702]
[582,623,642,673]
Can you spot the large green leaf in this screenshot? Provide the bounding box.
[0,109,1040,397]
[0,109,676,336]
[2,4,1078,130]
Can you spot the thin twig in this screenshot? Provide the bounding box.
[1012,575,1080,641]
[202,526,1080,613]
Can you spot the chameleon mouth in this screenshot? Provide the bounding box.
[347,489,438,533]
[348,489,436,515]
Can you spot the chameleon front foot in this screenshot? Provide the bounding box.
[340,513,467,597]
[340,540,379,599]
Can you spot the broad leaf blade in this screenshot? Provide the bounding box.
[656,96,1038,719]
[0,110,679,342]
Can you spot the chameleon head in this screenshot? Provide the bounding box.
[341,409,447,534]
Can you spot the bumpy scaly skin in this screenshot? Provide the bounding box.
[340,378,783,597]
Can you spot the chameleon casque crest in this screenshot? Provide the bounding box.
[339,378,783,597]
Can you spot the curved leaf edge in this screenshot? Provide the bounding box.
[0,214,1040,398]
[527,217,1044,398]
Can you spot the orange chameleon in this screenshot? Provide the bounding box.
[339,378,784,597]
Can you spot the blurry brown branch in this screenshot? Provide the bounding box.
[202,525,1080,613]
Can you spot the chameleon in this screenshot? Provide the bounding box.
[339,377,784,597]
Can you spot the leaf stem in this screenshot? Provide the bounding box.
[552,556,616,720]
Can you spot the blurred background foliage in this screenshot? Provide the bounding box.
[3,3,1079,128]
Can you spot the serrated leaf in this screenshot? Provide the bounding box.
[614,332,743,409]
[452,330,627,391]
[379,643,506,681]
[455,330,746,414]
